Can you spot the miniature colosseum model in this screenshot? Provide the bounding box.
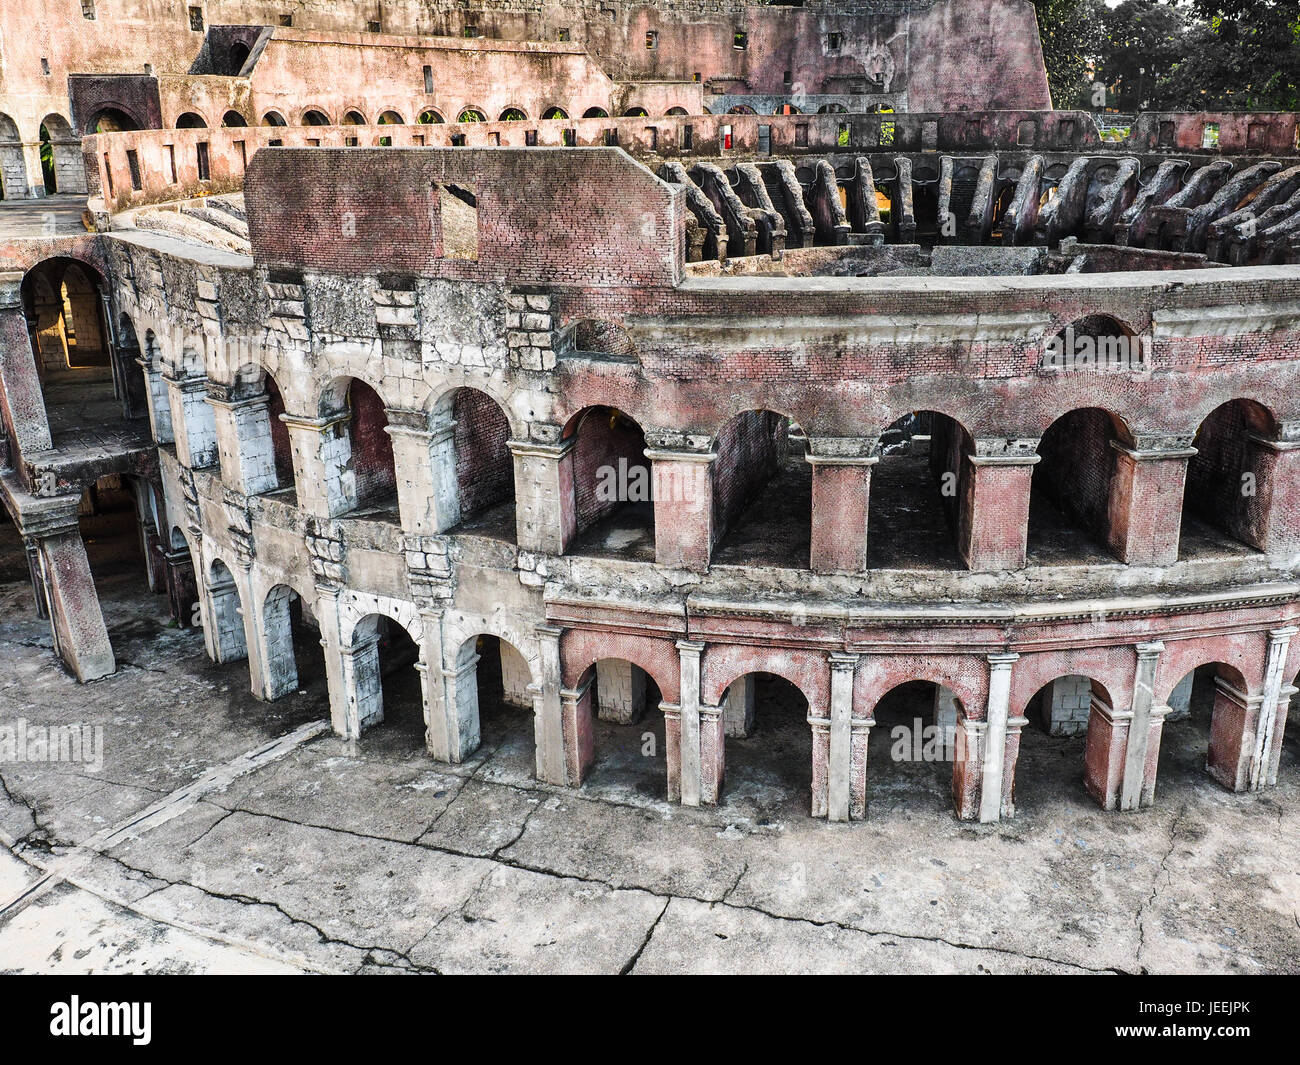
[2,0,1299,825]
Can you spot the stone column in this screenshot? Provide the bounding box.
[314,584,351,738]
[559,675,595,786]
[1206,677,1261,793]
[722,673,755,737]
[699,701,725,805]
[980,653,1019,823]
[676,639,705,806]
[435,627,484,763]
[23,537,49,619]
[32,522,115,682]
[282,412,354,518]
[339,628,383,737]
[0,288,53,459]
[165,373,218,469]
[533,625,569,785]
[137,353,175,444]
[1251,626,1297,790]
[595,658,647,724]
[808,438,878,575]
[1120,641,1165,810]
[827,652,858,822]
[999,710,1029,818]
[1084,698,1133,809]
[662,701,683,802]
[386,408,460,535]
[1107,438,1195,565]
[952,706,986,821]
[208,388,278,496]
[1243,434,1300,558]
[646,445,715,573]
[249,583,298,701]
[958,445,1039,572]
[510,435,576,554]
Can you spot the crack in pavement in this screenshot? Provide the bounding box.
[1134,800,1190,973]
[620,898,670,974]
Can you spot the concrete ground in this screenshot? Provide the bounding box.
[1,523,1298,974]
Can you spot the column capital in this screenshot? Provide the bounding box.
[828,651,860,670]
[643,447,717,464]
[675,639,706,656]
[1268,625,1299,642]
[281,411,348,434]
[987,652,1020,667]
[508,437,574,460]
[1135,641,1165,658]
[1109,437,1197,461]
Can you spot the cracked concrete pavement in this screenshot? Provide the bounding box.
[1,558,1299,974]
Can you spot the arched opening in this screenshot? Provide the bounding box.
[320,378,396,519]
[867,411,969,569]
[175,112,207,129]
[499,108,528,121]
[261,110,288,127]
[451,634,537,775]
[817,103,849,114]
[726,105,756,115]
[226,367,296,501]
[377,110,404,125]
[88,108,140,134]
[564,405,653,559]
[351,614,423,748]
[582,107,609,119]
[21,259,128,439]
[38,115,85,196]
[432,387,516,540]
[78,474,155,605]
[417,109,444,124]
[114,312,148,419]
[666,106,689,116]
[38,123,56,193]
[207,558,248,665]
[1028,406,1130,564]
[228,41,251,75]
[868,681,962,816]
[710,410,810,568]
[0,113,24,199]
[577,658,667,798]
[259,585,327,703]
[622,106,649,118]
[1156,662,1254,797]
[457,108,486,123]
[542,107,569,120]
[1014,675,1108,813]
[302,109,331,126]
[221,110,248,127]
[342,110,366,125]
[718,672,812,816]
[1181,399,1275,558]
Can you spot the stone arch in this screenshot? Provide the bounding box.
[175,112,208,129]
[114,311,148,418]
[457,108,487,123]
[417,109,445,124]
[622,107,649,118]
[426,385,516,535]
[559,318,637,359]
[868,409,974,570]
[562,405,653,550]
[344,608,424,738]
[446,631,539,766]
[377,110,405,125]
[258,581,325,701]
[261,110,288,127]
[39,114,82,194]
[498,107,528,121]
[342,109,366,125]
[86,107,141,134]
[666,107,690,117]
[301,108,332,126]
[1029,406,1134,564]
[221,110,248,127]
[582,107,609,119]
[866,677,968,814]
[318,375,397,517]
[542,106,569,120]
[228,41,251,75]
[560,629,681,704]
[222,363,296,498]
[1182,398,1280,555]
[205,556,247,664]
[0,113,25,199]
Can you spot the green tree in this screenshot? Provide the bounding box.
[1095,0,1189,111]
[1030,0,1108,108]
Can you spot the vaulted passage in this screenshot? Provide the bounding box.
[716,673,812,818]
[566,406,654,560]
[867,681,958,816]
[710,411,809,567]
[1180,399,1274,559]
[352,615,424,751]
[1028,408,1127,565]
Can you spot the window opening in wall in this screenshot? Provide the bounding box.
[562,128,576,146]
[837,122,850,147]
[682,124,693,150]
[437,182,478,260]
[306,137,320,146]
[692,71,701,82]
[489,132,500,145]
[279,13,292,26]
[1202,121,1220,149]
[125,150,141,190]
[451,133,466,146]
[196,141,210,180]
[464,24,480,38]
[827,32,842,52]
[558,28,570,41]
[188,6,203,31]
[423,65,434,93]
[235,140,246,168]
[783,70,792,86]
[144,63,152,76]
[733,30,747,49]
[880,120,896,147]
[269,138,282,146]
[604,128,618,146]
[164,144,176,183]
[646,30,658,48]
[758,124,771,154]
[1017,119,1036,146]
[412,134,424,145]
[525,129,537,146]
[646,127,658,149]
[82,0,96,19]
[794,123,808,147]
[41,58,51,76]
[721,123,733,150]
[345,135,358,146]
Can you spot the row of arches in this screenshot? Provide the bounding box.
[253,104,691,128]
[0,112,79,197]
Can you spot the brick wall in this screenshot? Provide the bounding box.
[349,379,396,507]
[1033,407,1116,543]
[570,406,647,532]
[453,387,514,517]
[711,409,783,541]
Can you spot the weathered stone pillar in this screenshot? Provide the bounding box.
[0,284,53,459]
[1107,438,1195,565]
[559,675,595,786]
[952,705,986,821]
[510,435,576,554]
[165,373,219,469]
[533,625,569,785]
[808,438,877,575]
[676,639,705,806]
[339,628,383,737]
[33,523,115,682]
[282,412,354,518]
[699,702,725,804]
[1251,626,1297,790]
[249,583,298,701]
[1206,676,1261,793]
[595,658,647,724]
[1084,698,1133,810]
[314,584,351,737]
[646,446,715,573]
[209,388,278,496]
[999,709,1030,818]
[136,352,174,444]
[23,537,49,618]
[434,623,483,763]
[662,700,683,802]
[1243,434,1300,557]
[958,445,1038,572]
[1119,641,1165,810]
[500,639,533,708]
[722,673,755,737]
[827,652,858,822]
[387,409,460,535]
[980,653,1019,823]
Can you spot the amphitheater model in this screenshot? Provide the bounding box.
[1,1,1299,827]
